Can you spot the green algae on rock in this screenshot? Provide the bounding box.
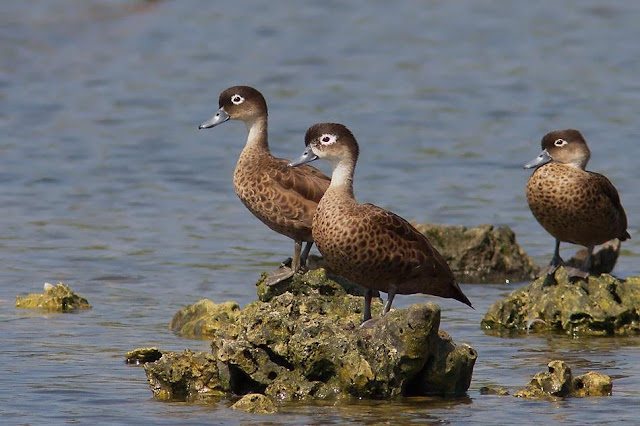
[144,350,227,401]
[231,393,277,414]
[514,360,612,398]
[144,269,476,402]
[413,223,539,284]
[481,267,640,336]
[15,282,91,312]
[170,299,241,339]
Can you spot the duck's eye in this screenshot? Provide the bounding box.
[554,138,568,147]
[320,134,337,145]
[231,94,245,105]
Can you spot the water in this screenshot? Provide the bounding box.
[1,0,639,423]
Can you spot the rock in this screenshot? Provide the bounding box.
[143,269,476,401]
[170,300,241,339]
[231,393,277,414]
[566,238,622,275]
[143,350,227,401]
[479,386,510,396]
[125,347,163,365]
[481,267,640,336]
[15,282,91,312]
[572,372,613,397]
[413,223,539,283]
[515,360,612,398]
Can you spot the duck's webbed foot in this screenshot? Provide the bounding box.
[265,257,294,286]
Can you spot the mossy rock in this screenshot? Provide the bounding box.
[413,223,538,283]
[143,270,476,402]
[514,360,612,398]
[15,282,91,312]
[482,268,640,336]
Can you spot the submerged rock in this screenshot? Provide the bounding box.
[481,268,640,336]
[413,223,538,283]
[231,393,277,414]
[149,269,476,403]
[514,360,612,398]
[15,282,91,312]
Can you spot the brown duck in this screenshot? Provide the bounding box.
[289,122,472,321]
[199,86,330,281]
[524,129,630,278]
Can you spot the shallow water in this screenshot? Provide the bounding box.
[1,0,639,424]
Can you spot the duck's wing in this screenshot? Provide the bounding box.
[590,172,630,240]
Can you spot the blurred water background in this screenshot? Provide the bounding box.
[1,0,639,424]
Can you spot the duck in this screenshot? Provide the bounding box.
[199,86,331,283]
[524,129,630,279]
[288,122,472,321]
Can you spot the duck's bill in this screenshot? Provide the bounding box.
[523,149,552,169]
[288,146,318,167]
[198,108,230,129]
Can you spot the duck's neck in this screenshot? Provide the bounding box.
[244,115,269,152]
[327,158,356,199]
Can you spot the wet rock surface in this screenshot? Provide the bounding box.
[146,269,476,403]
[413,223,539,284]
[514,360,612,398]
[125,347,163,365]
[15,282,91,312]
[231,393,277,414]
[481,267,640,336]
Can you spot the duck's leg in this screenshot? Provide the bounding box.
[291,240,302,272]
[382,285,397,316]
[541,239,565,276]
[363,289,373,322]
[299,241,313,271]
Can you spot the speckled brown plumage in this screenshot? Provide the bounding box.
[199,86,330,272]
[289,123,472,320]
[524,129,629,276]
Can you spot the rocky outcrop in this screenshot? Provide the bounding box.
[514,360,612,398]
[481,267,640,336]
[413,224,538,283]
[144,269,476,403]
[15,282,91,312]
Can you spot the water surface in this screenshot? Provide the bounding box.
[1,0,639,424]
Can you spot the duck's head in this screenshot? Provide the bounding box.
[288,123,359,167]
[524,129,591,170]
[199,86,268,129]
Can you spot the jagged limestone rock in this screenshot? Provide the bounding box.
[482,268,640,336]
[412,223,539,283]
[231,393,277,414]
[15,282,91,312]
[143,350,227,401]
[144,269,476,402]
[515,360,612,398]
[170,299,241,339]
[572,372,613,397]
[125,347,163,365]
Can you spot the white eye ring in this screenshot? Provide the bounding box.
[231,94,245,105]
[554,138,568,147]
[319,134,338,145]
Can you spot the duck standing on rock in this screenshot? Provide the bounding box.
[524,129,630,279]
[288,122,472,321]
[199,86,330,284]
